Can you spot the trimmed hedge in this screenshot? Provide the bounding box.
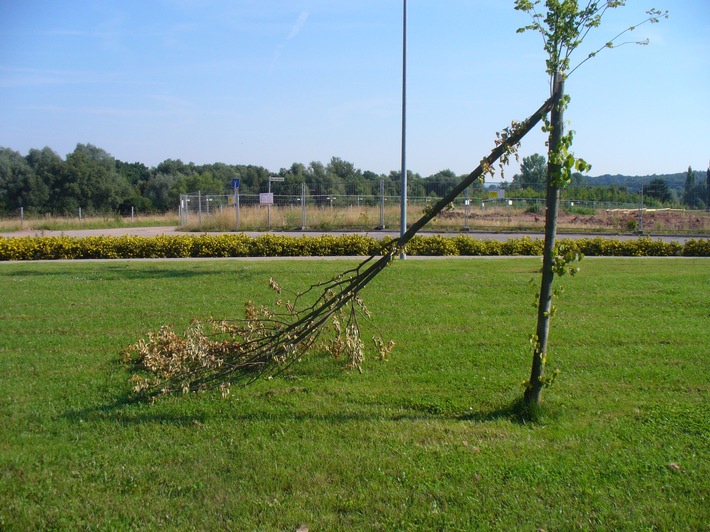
[0,234,707,261]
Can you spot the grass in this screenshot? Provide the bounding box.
[0,213,179,232]
[1,258,708,529]
[3,207,709,235]
[181,203,627,233]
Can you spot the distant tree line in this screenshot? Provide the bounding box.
[0,144,706,216]
[0,144,473,216]
[505,154,708,209]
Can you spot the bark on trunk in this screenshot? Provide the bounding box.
[524,74,565,407]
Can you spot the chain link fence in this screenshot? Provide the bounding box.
[179,179,646,231]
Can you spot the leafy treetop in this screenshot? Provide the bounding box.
[514,1,668,80]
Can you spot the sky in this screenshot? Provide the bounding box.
[1,0,708,180]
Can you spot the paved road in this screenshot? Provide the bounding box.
[0,226,703,244]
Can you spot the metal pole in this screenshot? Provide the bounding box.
[268,179,271,231]
[236,189,241,230]
[198,190,202,231]
[638,183,644,234]
[379,178,385,229]
[20,207,24,229]
[399,0,408,259]
[301,182,307,230]
[463,188,470,230]
[230,179,241,230]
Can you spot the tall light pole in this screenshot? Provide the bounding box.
[399,0,408,260]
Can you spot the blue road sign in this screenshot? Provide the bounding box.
[232,178,241,189]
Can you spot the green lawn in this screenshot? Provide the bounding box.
[1,258,708,529]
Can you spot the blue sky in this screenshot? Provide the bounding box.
[1,0,708,179]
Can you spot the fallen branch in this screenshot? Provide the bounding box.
[123,93,557,399]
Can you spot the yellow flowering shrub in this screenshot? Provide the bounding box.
[0,234,706,261]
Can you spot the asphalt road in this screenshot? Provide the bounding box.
[0,226,702,244]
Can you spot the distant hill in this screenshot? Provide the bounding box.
[585,171,705,192]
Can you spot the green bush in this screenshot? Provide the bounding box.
[0,234,707,261]
[569,237,684,257]
[499,236,544,256]
[682,238,710,257]
[406,235,460,256]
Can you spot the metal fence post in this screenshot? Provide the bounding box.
[235,189,240,230]
[378,179,385,229]
[267,180,271,231]
[198,190,202,231]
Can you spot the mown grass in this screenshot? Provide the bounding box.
[0,258,707,529]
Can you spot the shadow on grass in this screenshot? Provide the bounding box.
[63,389,547,428]
[63,394,212,427]
[61,360,549,426]
[2,264,227,279]
[457,396,545,425]
[1,263,269,285]
[101,264,253,281]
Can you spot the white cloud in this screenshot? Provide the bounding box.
[287,11,309,39]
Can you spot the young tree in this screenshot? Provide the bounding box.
[514,0,667,407]
[122,4,666,405]
[124,95,559,399]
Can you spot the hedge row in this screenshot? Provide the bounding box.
[0,234,708,261]
[0,234,386,261]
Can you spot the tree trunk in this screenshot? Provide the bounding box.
[524,73,565,407]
